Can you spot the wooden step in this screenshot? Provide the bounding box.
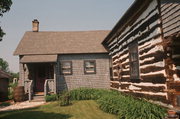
[31,95,45,102]
[34,92,44,95]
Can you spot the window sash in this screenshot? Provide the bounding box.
[60,61,72,75]
[84,60,96,74]
[130,62,139,78]
[129,42,140,80]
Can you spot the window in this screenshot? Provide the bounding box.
[84,60,96,74]
[60,61,72,75]
[129,41,140,82]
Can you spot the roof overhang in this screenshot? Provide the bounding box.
[20,55,57,63]
[0,70,11,79]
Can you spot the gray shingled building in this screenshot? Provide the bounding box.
[14,20,110,100]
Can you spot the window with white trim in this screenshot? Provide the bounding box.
[60,61,72,75]
[84,60,96,74]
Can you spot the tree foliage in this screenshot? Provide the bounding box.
[0,58,19,82]
[10,72,19,78]
[0,58,9,72]
[0,0,12,41]
[0,0,12,16]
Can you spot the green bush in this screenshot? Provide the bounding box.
[69,88,98,100]
[97,93,167,119]
[9,82,18,89]
[45,94,58,102]
[8,82,18,100]
[69,88,119,100]
[66,88,167,119]
[8,87,13,100]
[59,91,71,106]
[0,102,10,107]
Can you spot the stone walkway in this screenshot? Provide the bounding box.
[0,101,46,111]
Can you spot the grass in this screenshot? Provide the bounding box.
[0,100,117,119]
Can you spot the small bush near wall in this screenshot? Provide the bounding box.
[8,82,18,100]
[59,91,71,106]
[69,88,119,100]
[0,102,10,107]
[45,94,58,102]
[64,88,167,119]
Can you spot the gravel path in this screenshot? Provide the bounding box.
[0,101,46,111]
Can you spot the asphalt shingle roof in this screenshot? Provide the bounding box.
[14,30,109,55]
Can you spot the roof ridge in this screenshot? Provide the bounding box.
[25,30,110,33]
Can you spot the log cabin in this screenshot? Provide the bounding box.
[102,0,180,107]
[14,20,110,100]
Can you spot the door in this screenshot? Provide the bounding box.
[35,65,46,92]
[34,63,54,92]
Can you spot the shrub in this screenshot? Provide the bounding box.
[8,88,13,100]
[59,91,71,106]
[0,102,10,107]
[69,88,98,100]
[9,82,18,89]
[45,94,58,102]
[69,88,119,100]
[8,82,18,100]
[67,88,167,119]
[97,93,167,119]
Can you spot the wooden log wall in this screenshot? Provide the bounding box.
[163,34,180,106]
[160,0,180,106]
[108,0,169,103]
[160,0,180,38]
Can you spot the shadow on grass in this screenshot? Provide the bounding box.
[0,107,72,119]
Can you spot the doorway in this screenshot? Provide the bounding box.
[32,63,54,92]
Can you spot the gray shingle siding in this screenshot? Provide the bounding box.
[56,53,110,92]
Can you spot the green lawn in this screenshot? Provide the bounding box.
[0,100,117,119]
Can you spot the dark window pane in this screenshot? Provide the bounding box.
[129,41,139,80]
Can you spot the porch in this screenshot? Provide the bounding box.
[19,55,57,101]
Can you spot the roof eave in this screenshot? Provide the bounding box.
[15,51,108,56]
[0,70,11,79]
[102,0,152,45]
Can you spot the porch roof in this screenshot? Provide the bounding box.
[20,55,57,63]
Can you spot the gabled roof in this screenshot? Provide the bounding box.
[0,69,11,79]
[14,30,110,55]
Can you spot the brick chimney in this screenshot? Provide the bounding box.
[32,19,39,32]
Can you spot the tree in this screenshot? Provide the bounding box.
[0,58,9,72]
[10,72,19,78]
[0,0,12,41]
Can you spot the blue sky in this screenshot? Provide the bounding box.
[0,0,134,72]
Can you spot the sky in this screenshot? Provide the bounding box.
[0,0,134,73]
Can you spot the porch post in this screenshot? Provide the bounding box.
[19,63,29,86]
[19,63,24,86]
[54,63,57,94]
